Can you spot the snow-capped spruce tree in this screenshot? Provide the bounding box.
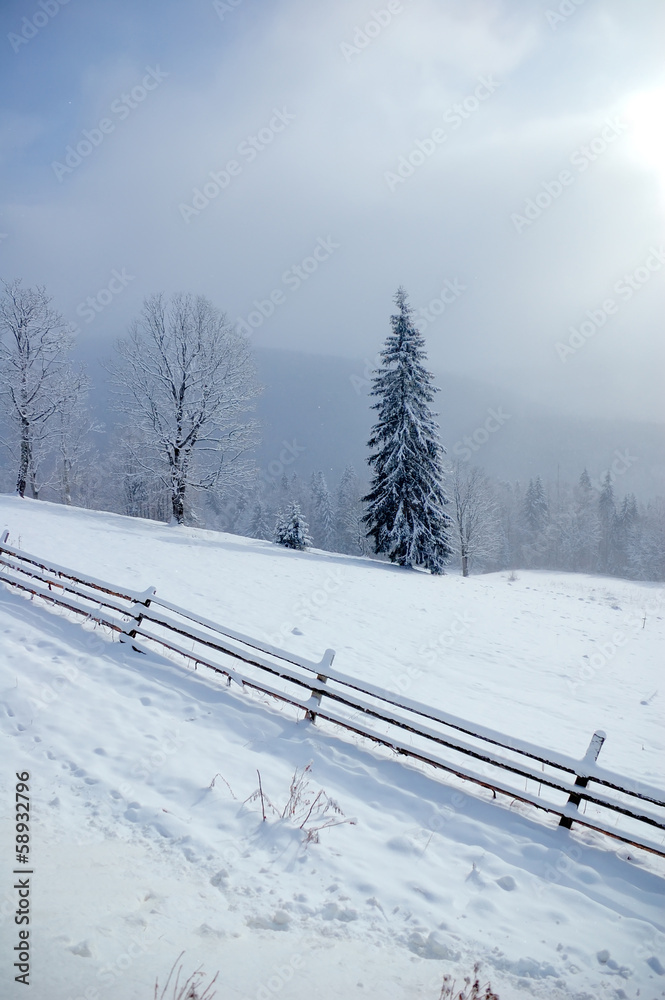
[274,501,311,550]
[522,476,548,534]
[597,471,616,573]
[566,469,600,572]
[273,507,287,543]
[520,475,549,567]
[613,493,638,577]
[310,471,335,550]
[336,464,367,554]
[247,498,273,540]
[362,287,452,573]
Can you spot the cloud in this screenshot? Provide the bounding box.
[0,0,663,421]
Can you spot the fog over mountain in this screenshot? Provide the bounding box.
[66,334,663,501]
[1,0,664,428]
[253,348,665,497]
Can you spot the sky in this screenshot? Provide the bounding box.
[1,0,664,422]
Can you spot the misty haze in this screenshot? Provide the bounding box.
[1,2,664,999]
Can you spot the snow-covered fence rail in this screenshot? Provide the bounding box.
[1,533,664,861]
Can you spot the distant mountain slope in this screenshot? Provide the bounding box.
[47,340,665,500]
[253,348,665,496]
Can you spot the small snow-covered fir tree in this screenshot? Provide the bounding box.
[566,469,600,572]
[520,476,549,567]
[248,498,273,540]
[362,287,452,574]
[274,501,311,550]
[613,492,638,577]
[597,472,616,573]
[336,464,367,554]
[310,471,335,550]
[273,507,286,543]
[629,497,665,581]
[523,476,548,533]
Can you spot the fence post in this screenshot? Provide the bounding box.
[305,673,328,723]
[122,587,156,643]
[559,729,606,828]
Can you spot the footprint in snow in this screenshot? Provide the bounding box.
[408,882,441,903]
[321,902,358,922]
[406,930,460,961]
[140,696,151,706]
[68,941,93,958]
[196,923,226,940]
[246,909,292,931]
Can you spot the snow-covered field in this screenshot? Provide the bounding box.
[0,495,664,1000]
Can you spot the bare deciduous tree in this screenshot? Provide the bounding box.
[107,293,260,525]
[49,370,99,507]
[451,462,500,576]
[0,279,85,498]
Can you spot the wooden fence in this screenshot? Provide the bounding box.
[1,531,663,860]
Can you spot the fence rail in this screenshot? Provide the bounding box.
[1,531,664,860]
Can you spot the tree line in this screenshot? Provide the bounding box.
[0,278,662,581]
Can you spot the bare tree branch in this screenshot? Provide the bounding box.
[105,293,260,524]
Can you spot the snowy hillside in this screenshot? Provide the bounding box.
[1,495,664,1000]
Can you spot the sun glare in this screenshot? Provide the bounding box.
[622,85,665,204]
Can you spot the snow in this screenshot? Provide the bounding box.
[0,495,664,1000]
